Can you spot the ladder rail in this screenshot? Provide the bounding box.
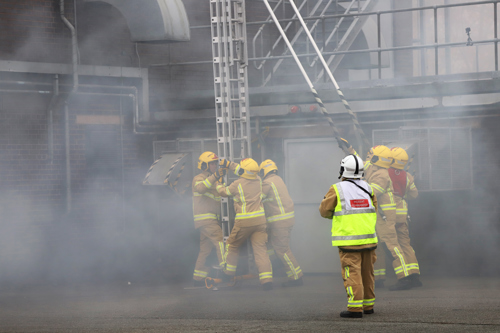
[252,0,309,72]
[288,0,371,153]
[314,0,379,82]
[308,0,355,67]
[210,0,251,241]
[262,0,326,86]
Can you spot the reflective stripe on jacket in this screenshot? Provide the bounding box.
[367,167,396,212]
[192,171,221,228]
[261,174,295,226]
[330,180,378,247]
[216,176,266,227]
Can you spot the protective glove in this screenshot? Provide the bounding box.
[213,167,227,181]
[338,137,351,151]
[219,159,231,169]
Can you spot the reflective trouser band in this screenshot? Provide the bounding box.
[346,286,363,307]
[236,210,265,219]
[218,242,225,265]
[363,298,375,306]
[396,209,408,215]
[194,213,218,221]
[259,272,273,280]
[283,254,299,280]
[348,300,363,308]
[374,269,386,276]
[394,247,409,276]
[267,211,295,222]
[226,264,237,272]
[332,233,377,241]
[286,267,302,278]
[267,249,275,256]
[193,270,208,278]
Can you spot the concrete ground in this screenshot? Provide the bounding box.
[0,276,499,332]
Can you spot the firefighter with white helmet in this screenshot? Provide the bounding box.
[388,147,421,288]
[366,145,413,291]
[338,138,375,179]
[191,151,225,286]
[216,158,273,290]
[320,154,378,318]
[338,139,388,285]
[260,159,303,287]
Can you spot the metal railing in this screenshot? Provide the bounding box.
[154,0,500,85]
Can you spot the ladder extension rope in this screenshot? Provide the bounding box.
[288,0,371,152]
[262,0,350,154]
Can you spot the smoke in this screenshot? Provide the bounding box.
[0,0,498,296]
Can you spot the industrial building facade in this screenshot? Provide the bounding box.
[0,0,498,284]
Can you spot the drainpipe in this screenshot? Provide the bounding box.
[46,75,59,164]
[60,0,79,93]
[64,103,72,213]
[60,0,78,213]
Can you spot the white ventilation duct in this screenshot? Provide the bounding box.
[84,0,190,42]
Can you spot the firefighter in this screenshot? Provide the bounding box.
[338,139,384,284]
[338,138,375,179]
[366,146,413,291]
[389,147,422,288]
[259,159,303,287]
[191,151,225,287]
[216,158,273,290]
[319,154,378,318]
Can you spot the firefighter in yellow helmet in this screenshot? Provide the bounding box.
[366,145,413,290]
[260,159,303,287]
[216,158,273,290]
[388,147,421,288]
[191,151,225,286]
[320,154,378,318]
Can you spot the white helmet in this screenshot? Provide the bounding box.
[339,154,364,179]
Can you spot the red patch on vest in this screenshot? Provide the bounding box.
[350,199,369,208]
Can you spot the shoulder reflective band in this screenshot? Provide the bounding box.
[271,182,285,214]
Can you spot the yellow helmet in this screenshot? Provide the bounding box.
[390,147,409,170]
[237,158,259,179]
[259,159,278,178]
[197,151,218,170]
[370,145,393,168]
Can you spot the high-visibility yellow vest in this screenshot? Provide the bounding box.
[331,180,378,247]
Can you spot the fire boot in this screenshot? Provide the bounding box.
[409,273,423,288]
[193,279,205,287]
[388,276,412,291]
[262,282,273,291]
[281,277,304,287]
[340,311,362,318]
[363,309,374,315]
[219,272,233,283]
